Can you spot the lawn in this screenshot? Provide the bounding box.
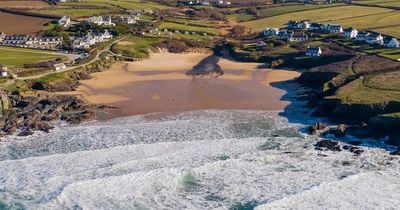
[0,46,67,67]
[111,36,166,58]
[242,5,396,32]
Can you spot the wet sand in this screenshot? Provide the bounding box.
[73,52,301,119]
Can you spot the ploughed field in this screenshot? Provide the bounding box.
[0,0,50,8]
[0,12,51,35]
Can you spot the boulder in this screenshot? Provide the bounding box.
[315,139,342,152]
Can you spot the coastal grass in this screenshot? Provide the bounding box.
[0,46,66,67]
[111,36,166,58]
[331,73,400,105]
[241,5,396,32]
[363,47,400,60]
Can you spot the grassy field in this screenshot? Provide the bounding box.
[28,8,116,17]
[111,36,166,58]
[228,3,346,22]
[242,5,397,32]
[331,78,400,105]
[80,0,172,10]
[374,26,400,39]
[0,46,66,67]
[158,22,219,35]
[364,47,400,60]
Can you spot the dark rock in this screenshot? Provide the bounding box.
[18,129,34,136]
[35,121,53,133]
[389,149,400,156]
[342,144,364,155]
[315,139,342,152]
[308,122,328,135]
[327,124,348,137]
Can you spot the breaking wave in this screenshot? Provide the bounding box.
[0,110,399,209]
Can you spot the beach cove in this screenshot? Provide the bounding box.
[72,52,301,119]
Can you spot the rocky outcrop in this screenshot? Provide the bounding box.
[0,94,95,137]
[308,122,328,135]
[0,91,11,116]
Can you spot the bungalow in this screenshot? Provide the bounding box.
[366,33,383,45]
[383,37,399,48]
[306,46,322,57]
[87,16,115,26]
[58,16,70,27]
[328,24,343,33]
[263,28,279,37]
[0,32,5,42]
[356,32,370,42]
[53,63,67,71]
[218,0,231,5]
[344,28,358,39]
[289,31,308,42]
[255,40,267,51]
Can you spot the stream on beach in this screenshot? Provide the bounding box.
[0,53,400,209]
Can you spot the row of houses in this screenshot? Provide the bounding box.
[0,34,63,49]
[177,0,231,6]
[264,20,399,48]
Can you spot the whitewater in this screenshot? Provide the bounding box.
[0,110,399,209]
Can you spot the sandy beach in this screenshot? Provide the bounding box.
[73,52,300,119]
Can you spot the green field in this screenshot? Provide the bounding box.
[228,3,345,22]
[29,8,116,17]
[111,36,166,58]
[158,22,219,35]
[0,46,66,67]
[80,0,172,10]
[242,5,397,32]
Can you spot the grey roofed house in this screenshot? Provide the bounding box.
[383,37,399,48]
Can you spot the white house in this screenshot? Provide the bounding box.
[58,16,70,27]
[328,24,343,33]
[0,66,8,77]
[263,28,279,37]
[88,16,115,26]
[306,46,322,57]
[53,63,66,71]
[120,15,139,24]
[2,34,29,46]
[366,33,383,45]
[0,32,5,42]
[287,20,311,30]
[383,37,399,48]
[344,28,358,39]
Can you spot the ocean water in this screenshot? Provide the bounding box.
[0,110,399,210]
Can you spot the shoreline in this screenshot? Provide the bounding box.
[71,51,301,120]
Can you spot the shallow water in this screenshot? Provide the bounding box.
[0,110,399,209]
